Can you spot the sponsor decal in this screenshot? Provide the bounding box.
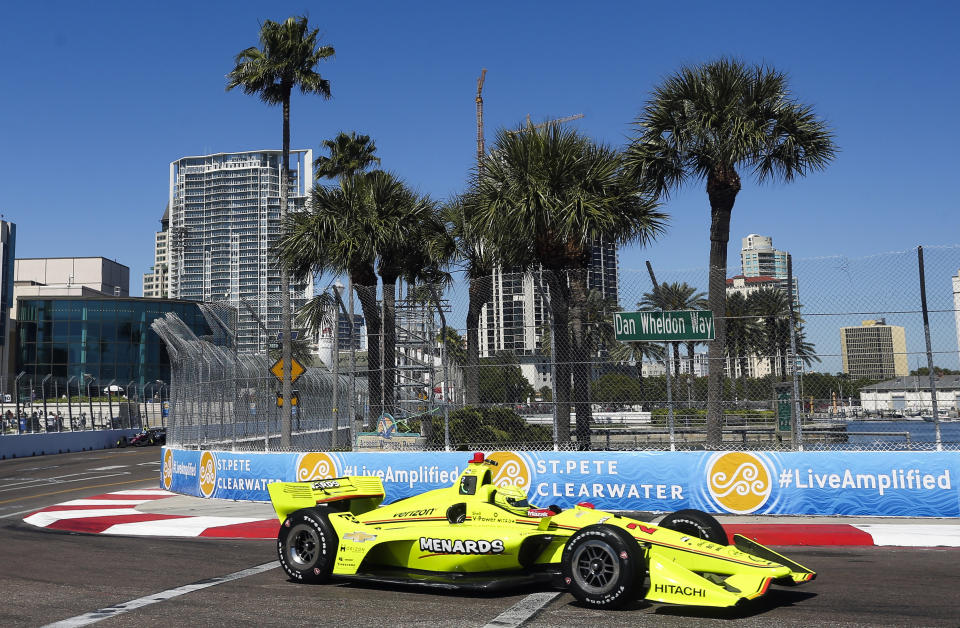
[626,522,657,535]
[392,508,436,518]
[419,537,505,555]
[706,452,772,514]
[524,508,554,518]
[162,449,173,490]
[343,531,377,543]
[654,584,706,597]
[198,451,216,497]
[487,451,531,491]
[297,452,337,482]
[312,479,341,490]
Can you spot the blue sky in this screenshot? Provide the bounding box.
[2,0,959,370]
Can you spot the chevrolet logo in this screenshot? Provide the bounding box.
[343,531,377,543]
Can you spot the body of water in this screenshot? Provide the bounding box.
[844,420,960,447]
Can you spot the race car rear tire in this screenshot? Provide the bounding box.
[277,508,337,584]
[561,524,646,609]
[658,509,727,545]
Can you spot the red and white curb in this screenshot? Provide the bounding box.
[23,489,278,538]
[725,523,960,547]
[22,490,960,546]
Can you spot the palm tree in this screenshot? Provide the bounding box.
[277,176,381,422]
[749,288,792,382]
[227,15,334,447]
[443,195,495,406]
[314,131,380,181]
[626,58,836,445]
[473,123,667,448]
[724,291,759,400]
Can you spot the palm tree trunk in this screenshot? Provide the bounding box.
[568,269,592,450]
[686,341,695,409]
[465,274,491,406]
[352,271,381,428]
[382,274,398,417]
[706,165,740,447]
[280,97,292,448]
[545,273,571,444]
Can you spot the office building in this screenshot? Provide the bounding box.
[143,206,170,298]
[478,239,619,389]
[15,296,210,395]
[840,319,908,380]
[14,257,130,312]
[167,150,313,353]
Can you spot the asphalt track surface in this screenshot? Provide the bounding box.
[2,449,960,627]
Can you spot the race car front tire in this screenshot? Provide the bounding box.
[658,509,727,545]
[277,508,337,584]
[561,524,646,609]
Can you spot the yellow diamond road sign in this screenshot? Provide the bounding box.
[271,358,305,383]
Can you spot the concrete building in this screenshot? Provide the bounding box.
[859,375,960,415]
[840,319,908,380]
[142,206,169,298]
[478,239,620,390]
[14,257,130,314]
[167,150,313,353]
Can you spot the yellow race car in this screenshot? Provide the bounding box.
[268,452,814,609]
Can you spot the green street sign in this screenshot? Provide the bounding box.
[613,310,715,342]
[774,383,793,432]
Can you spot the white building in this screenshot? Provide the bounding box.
[859,375,960,415]
[168,150,314,353]
[953,269,960,368]
[143,206,169,298]
[478,239,620,390]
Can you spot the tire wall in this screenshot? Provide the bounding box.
[160,447,960,517]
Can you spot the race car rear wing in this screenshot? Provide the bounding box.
[268,476,386,521]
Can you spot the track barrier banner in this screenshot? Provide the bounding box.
[160,448,960,517]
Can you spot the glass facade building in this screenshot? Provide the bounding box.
[15,297,210,393]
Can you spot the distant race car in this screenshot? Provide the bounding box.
[267,452,815,609]
[128,427,166,447]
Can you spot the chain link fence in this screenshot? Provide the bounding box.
[156,245,960,453]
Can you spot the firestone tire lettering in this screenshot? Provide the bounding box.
[561,525,647,609]
[276,508,337,584]
[658,509,727,545]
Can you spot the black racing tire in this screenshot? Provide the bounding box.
[658,509,727,545]
[561,524,646,609]
[116,436,127,448]
[277,508,338,583]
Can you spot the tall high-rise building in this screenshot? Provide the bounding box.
[727,234,799,379]
[168,150,314,353]
[478,238,619,389]
[143,205,169,298]
[840,319,908,380]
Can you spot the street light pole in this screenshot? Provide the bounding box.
[41,374,51,431]
[107,379,116,428]
[84,374,95,429]
[66,376,76,430]
[14,371,25,434]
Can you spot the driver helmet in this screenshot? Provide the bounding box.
[494,484,530,515]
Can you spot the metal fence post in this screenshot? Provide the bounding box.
[918,246,943,450]
[788,255,803,451]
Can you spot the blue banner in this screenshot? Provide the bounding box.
[160,448,960,517]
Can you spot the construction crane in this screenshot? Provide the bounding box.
[476,68,487,172]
